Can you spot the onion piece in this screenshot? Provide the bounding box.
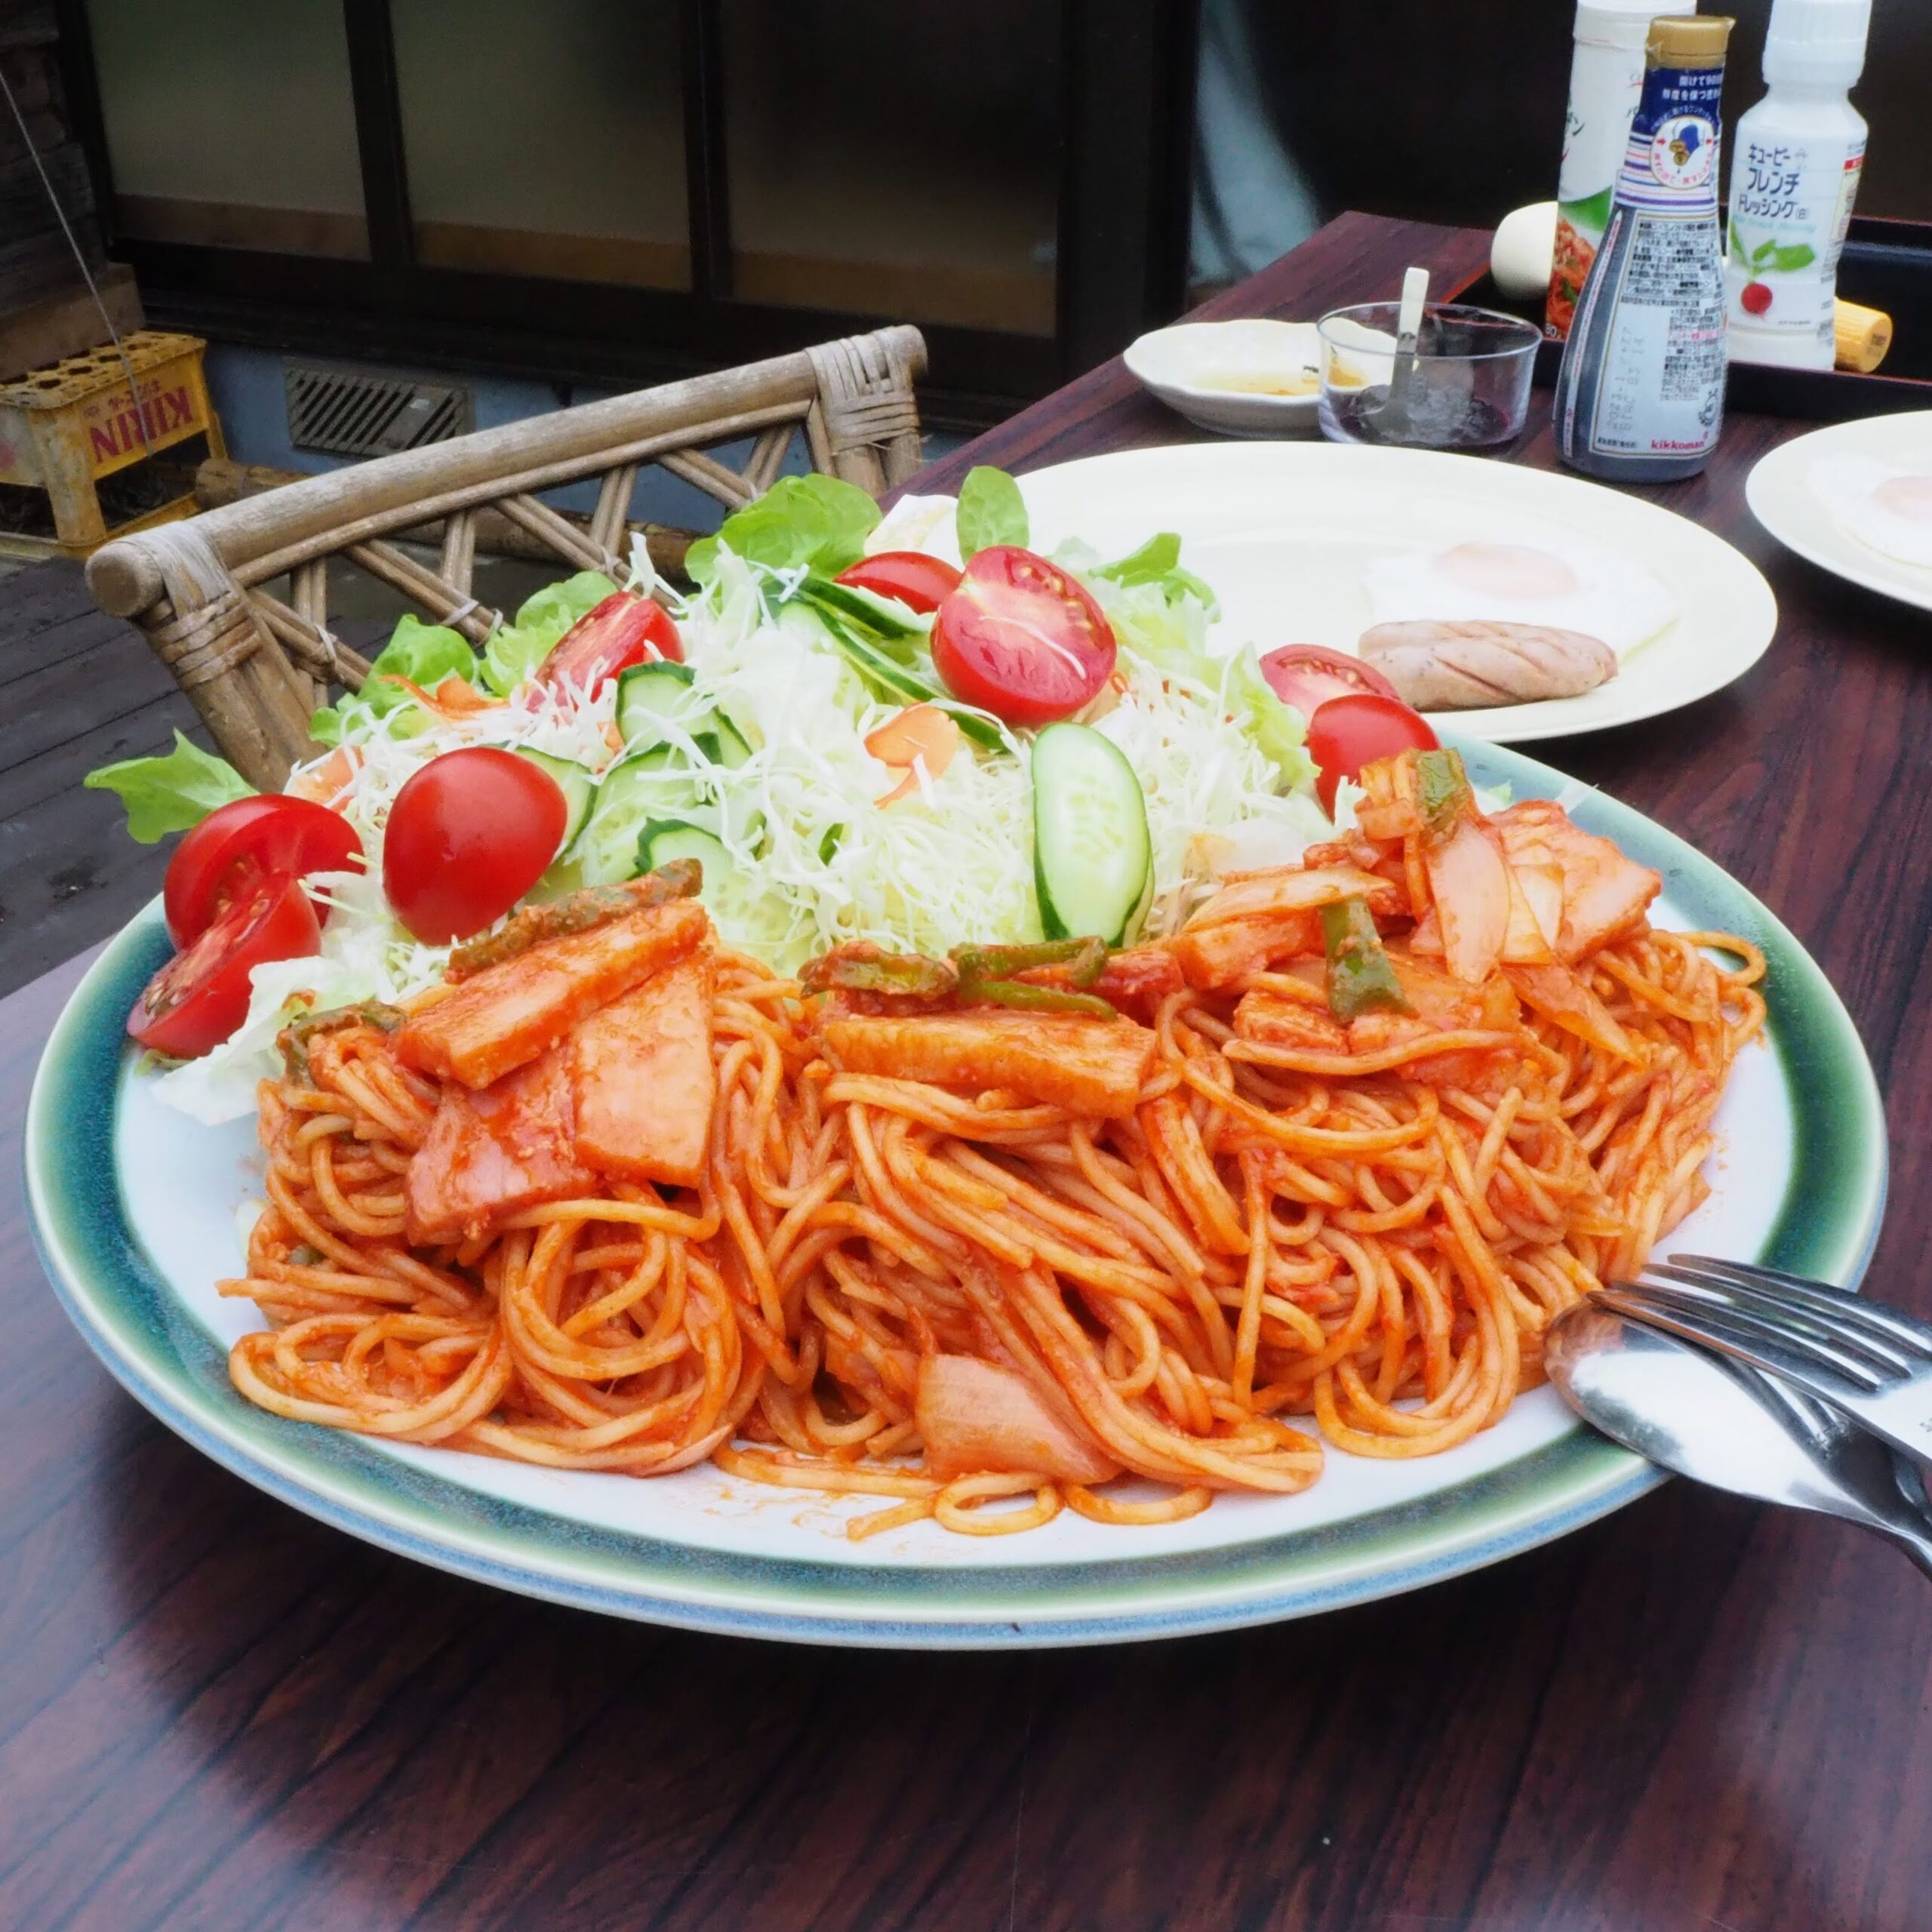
[1506,961,1644,1063]
[1186,863,1397,930]
[1501,861,1564,964]
[1425,818,1511,983]
[915,1353,1120,1484]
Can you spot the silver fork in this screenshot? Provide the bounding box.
[1597,1254,1932,1473]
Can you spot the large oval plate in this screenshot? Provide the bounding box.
[26,740,1884,1648]
[1017,441,1778,746]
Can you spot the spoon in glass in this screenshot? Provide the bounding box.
[1546,1299,1932,1580]
[1370,264,1430,439]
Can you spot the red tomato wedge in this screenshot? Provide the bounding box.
[534,591,682,695]
[130,872,321,1058]
[835,550,962,615]
[931,546,1116,727]
[1306,694,1439,817]
[1259,645,1401,719]
[383,747,569,943]
[163,794,361,948]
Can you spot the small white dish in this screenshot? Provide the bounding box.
[1124,320,1325,438]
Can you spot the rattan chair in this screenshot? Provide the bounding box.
[85,326,928,791]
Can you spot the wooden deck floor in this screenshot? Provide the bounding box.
[0,559,203,997]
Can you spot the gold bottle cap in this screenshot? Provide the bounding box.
[1649,15,1734,65]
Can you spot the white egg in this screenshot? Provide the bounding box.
[1491,202,1558,301]
[1809,454,1932,571]
[1361,536,1678,660]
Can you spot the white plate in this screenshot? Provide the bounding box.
[1124,321,1325,437]
[28,741,1887,1647]
[1746,411,1932,616]
[1019,441,1779,745]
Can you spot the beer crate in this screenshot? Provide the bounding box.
[0,331,226,559]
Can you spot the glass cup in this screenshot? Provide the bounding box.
[1316,302,1541,450]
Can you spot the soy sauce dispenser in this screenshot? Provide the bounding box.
[1554,16,1736,482]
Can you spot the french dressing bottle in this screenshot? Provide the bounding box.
[1554,16,1736,483]
[1725,0,1872,370]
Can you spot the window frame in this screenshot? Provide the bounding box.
[53,0,1201,429]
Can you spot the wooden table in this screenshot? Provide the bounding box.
[6,214,1930,1932]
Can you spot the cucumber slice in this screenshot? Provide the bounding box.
[615,659,698,746]
[712,715,753,768]
[639,819,738,894]
[800,575,928,646]
[565,751,700,885]
[775,601,1004,752]
[1030,721,1152,946]
[513,749,595,847]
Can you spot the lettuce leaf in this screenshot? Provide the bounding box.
[684,475,880,586]
[311,612,481,743]
[1057,538,1217,682]
[1063,533,1309,792]
[1226,648,1315,792]
[1090,532,1219,613]
[955,466,1028,558]
[479,570,616,695]
[85,731,254,842]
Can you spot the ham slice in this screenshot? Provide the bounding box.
[405,1045,594,1244]
[571,950,715,1189]
[397,899,706,1091]
[1171,911,1322,989]
[1494,801,1661,960]
[820,1011,1156,1119]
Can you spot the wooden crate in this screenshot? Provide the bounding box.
[0,330,226,558]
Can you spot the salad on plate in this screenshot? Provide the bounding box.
[89,464,1441,1115]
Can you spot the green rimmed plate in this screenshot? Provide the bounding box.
[26,739,1885,1648]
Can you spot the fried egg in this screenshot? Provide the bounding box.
[1809,454,1932,571]
[1361,537,1678,660]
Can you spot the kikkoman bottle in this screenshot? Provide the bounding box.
[1546,0,1698,341]
[1555,15,1736,483]
[1726,0,1872,369]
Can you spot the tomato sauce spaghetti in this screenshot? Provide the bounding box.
[224,871,1764,1537]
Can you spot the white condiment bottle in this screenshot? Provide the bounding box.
[1725,0,1872,369]
[1546,0,1698,341]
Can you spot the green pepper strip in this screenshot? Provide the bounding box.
[951,937,1107,989]
[280,999,405,1078]
[1414,748,1472,839]
[964,978,1118,1018]
[950,937,1115,1015]
[1321,897,1411,1023]
[799,949,958,998]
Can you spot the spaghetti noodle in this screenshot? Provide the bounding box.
[224,900,1764,1537]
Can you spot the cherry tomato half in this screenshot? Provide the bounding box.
[535,591,683,697]
[1259,645,1400,720]
[1307,694,1440,817]
[835,550,964,616]
[163,794,361,948]
[383,747,568,943]
[129,872,321,1058]
[931,546,1116,727]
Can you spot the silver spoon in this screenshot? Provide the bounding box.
[1546,1300,1932,1580]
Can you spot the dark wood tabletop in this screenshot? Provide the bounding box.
[8,213,1931,1932]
